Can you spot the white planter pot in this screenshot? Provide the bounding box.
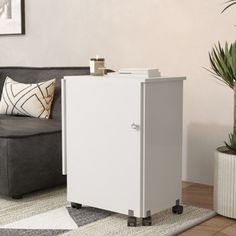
[214,147,236,219]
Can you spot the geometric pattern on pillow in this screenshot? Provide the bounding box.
[0,77,56,119]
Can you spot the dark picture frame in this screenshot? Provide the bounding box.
[0,0,25,35]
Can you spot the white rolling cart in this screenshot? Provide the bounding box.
[62,75,185,226]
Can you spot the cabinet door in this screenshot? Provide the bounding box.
[65,78,143,216]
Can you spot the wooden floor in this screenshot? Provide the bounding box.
[180,182,236,236]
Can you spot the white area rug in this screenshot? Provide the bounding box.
[0,187,216,236]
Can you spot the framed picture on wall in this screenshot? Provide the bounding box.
[0,0,25,35]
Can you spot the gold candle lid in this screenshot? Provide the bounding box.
[90,58,105,61]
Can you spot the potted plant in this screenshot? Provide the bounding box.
[208,1,236,218]
[208,41,236,218]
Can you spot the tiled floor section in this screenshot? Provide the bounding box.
[180,182,236,235]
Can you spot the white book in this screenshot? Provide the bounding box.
[118,68,160,77]
[108,71,161,79]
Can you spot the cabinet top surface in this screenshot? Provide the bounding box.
[63,75,186,83]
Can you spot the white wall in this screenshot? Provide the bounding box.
[0,0,235,185]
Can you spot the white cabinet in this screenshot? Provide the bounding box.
[62,75,185,226]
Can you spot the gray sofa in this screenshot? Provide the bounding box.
[0,67,90,198]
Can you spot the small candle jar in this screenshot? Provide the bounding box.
[90,57,105,76]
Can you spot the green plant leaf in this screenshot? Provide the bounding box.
[224,130,236,151]
[222,0,236,13]
[208,41,236,90]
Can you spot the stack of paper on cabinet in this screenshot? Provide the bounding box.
[108,68,161,79]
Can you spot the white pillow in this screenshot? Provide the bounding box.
[0,77,56,119]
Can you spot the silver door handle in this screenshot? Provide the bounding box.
[131,123,140,130]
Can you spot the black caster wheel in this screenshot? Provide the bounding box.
[142,216,152,226]
[127,216,137,227]
[71,202,82,209]
[172,204,183,214]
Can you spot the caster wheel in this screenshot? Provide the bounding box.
[172,204,183,214]
[127,216,137,227]
[71,202,82,209]
[142,216,152,226]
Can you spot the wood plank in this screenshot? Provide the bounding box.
[201,215,235,231]
[178,225,216,236]
[182,183,213,209]
[182,181,193,189]
[220,226,236,236]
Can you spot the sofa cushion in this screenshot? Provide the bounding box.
[0,77,56,119]
[0,131,65,196]
[0,115,61,138]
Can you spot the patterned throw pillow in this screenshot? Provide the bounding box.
[0,77,56,119]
